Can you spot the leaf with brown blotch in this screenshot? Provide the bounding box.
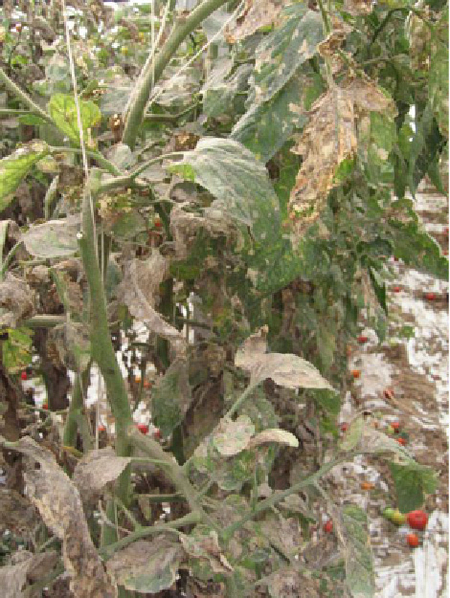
[288,79,395,238]
[225,0,286,43]
[73,447,132,506]
[106,537,184,594]
[117,253,186,355]
[0,550,58,598]
[235,327,333,390]
[0,436,116,598]
[0,273,35,328]
[180,525,233,576]
[212,415,255,457]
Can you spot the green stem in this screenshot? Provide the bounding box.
[50,146,122,176]
[22,315,66,328]
[225,382,259,419]
[122,0,229,148]
[100,512,200,559]
[144,103,199,122]
[222,452,357,540]
[0,240,24,280]
[0,66,53,124]
[62,366,91,449]
[0,108,33,117]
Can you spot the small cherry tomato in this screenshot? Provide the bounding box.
[137,423,149,434]
[390,421,401,432]
[393,286,401,293]
[154,218,162,229]
[383,388,395,400]
[42,403,48,410]
[98,425,106,433]
[425,292,436,301]
[406,510,428,531]
[396,437,407,446]
[391,509,407,525]
[340,422,349,433]
[406,533,419,548]
[351,369,361,379]
[361,481,375,491]
[382,507,395,520]
[134,376,142,384]
[21,371,27,381]
[357,335,369,344]
[323,520,333,533]
[153,428,162,440]
[143,380,152,389]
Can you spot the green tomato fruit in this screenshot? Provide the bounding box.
[382,507,395,520]
[391,509,407,525]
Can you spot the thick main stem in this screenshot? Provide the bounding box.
[121,0,228,148]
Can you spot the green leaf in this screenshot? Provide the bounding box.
[389,461,438,513]
[339,416,364,451]
[312,389,341,417]
[22,218,79,259]
[203,63,251,119]
[342,505,375,598]
[2,326,33,372]
[0,140,49,211]
[151,359,192,437]
[0,220,9,269]
[251,8,324,105]
[231,74,307,163]
[429,41,449,138]
[18,114,48,126]
[48,94,101,145]
[106,537,183,593]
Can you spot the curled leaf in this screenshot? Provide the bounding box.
[235,327,333,390]
[249,428,299,448]
[22,217,80,259]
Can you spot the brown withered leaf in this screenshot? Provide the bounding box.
[235,327,333,390]
[0,550,58,598]
[0,273,35,328]
[344,0,373,16]
[225,0,285,43]
[288,79,394,237]
[264,566,321,598]
[248,428,299,449]
[118,253,186,355]
[0,488,39,534]
[73,447,132,506]
[106,537,184,594]
[0,436,116,598]
[48,321,90,372]
[181,526,233,576]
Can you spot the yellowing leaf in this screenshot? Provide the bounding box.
[48,93,101,146]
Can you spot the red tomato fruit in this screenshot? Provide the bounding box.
[42,403,48,410]
[340,422,349,433]
[406,533,419,548]
[396,437,407,446]
[137,423,149,434]
[357,335,369,344]
[425,292,436,301]
[21,371,27,381]
[351,369,361,379]
[323,520,333,533]
[393,286,401,293]
[98,425,106,433]
[406,510,428,531]
[153,428,162,440]
[390,421,401,432]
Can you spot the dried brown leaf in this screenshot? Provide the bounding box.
[225,0,285,43]
[118,253,186,355]
[235,327,333,389]
[106,537,184,594]
[0,436,116,598]
[248,428,299,449]
[181,526,233,575]
[0,273,35,328]
[212,415,255,457]
[0,550,58,598]
[73,447,132,506]
[288,79,395,237]
[264,566,321,598]
[0,488,38,534]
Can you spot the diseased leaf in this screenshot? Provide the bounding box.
[203,63,252,119]
[1,326,33,372]
[167,137,281,237]
[212,415,255,457]
[0,436,115,597]
[117,254,186,355]
[339,416,364,452]
[48,94,101,145]
[429,36,449,137]
[0,551,58,598]
[180,525,233,577]
[288,80,395,238]
[152,359,192,437]
[231,74,307,163]
[0,140,49,211]
[225,0,285,43]
[251,8,324,105]
[22,217,80,259]
[73,447,132,506]
[106,537,183,594]
[49,321,91,372]
[0,274,35,329]
[235,327,333,389]
[342,505,375,598]
[249,428,299,448]
[389,461,438,513]
[265,566,321,598]
[343,0,373,16]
